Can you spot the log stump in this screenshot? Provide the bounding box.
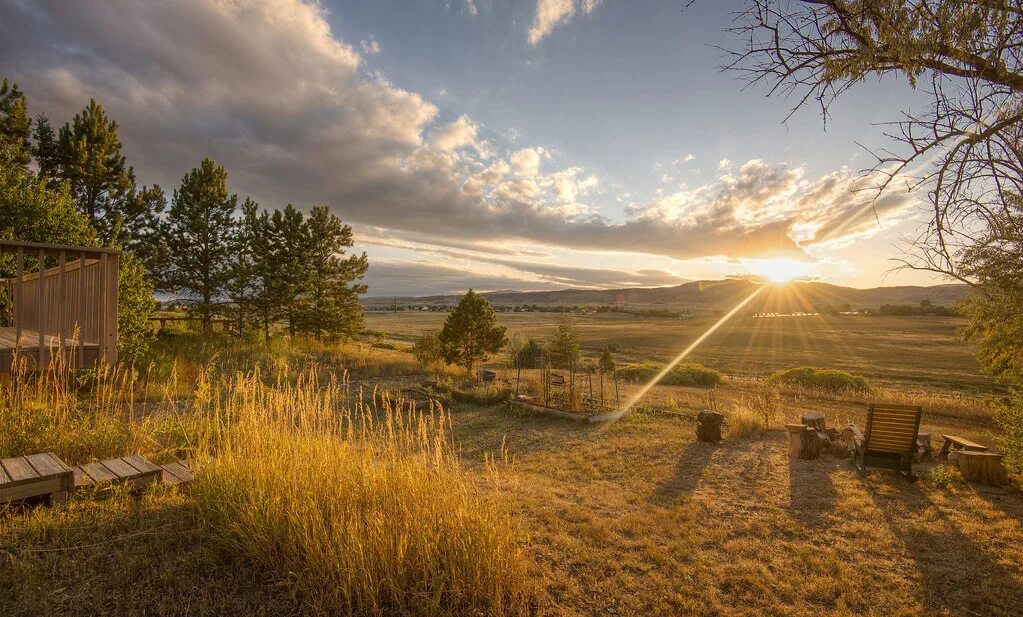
[696,410,724,443]
[786,424,825,460]
[955,451,1010,486]
[915,432,933,462]
[801,413,826,431]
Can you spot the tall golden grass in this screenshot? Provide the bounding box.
[1,340,531,616]
[192,372,530,615]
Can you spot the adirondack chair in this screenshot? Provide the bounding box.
[850,403,923,480]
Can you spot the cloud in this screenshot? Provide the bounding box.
[527,0,603,45]
[0,0,915,275]
[431,114,490,157]
[363,255,686,296]
[359,36,380,55]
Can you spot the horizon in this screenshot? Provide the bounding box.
[2,0,950,296]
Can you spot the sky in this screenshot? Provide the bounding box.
[0,0,949,296]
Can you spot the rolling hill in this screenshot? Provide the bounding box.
[363,279,971,312]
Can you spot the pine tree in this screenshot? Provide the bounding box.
[121,184,167,277]
[53,99,135,242]
[546,320,580,369]
[162,159,238,334]
[226,198,259,334]
[295,206,368,340]
[31,114,61,185]
[0,79,31,167]
[439,290,507,373]
[268,204,309,337]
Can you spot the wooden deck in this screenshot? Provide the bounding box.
[72,455,163,490]
[0,327,100,371]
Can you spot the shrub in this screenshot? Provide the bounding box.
[617,362,722,387]
[453,383,514,406]
[412,332,444,366]
[768,366,869,392]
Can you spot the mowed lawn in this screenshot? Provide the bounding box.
[451,393,1023,617]
[365,312,992,392]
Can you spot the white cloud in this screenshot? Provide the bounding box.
[431,114,490,157]
[527,0,603,45]
[359,36,380,55]
[718,158,732,170]
[510,147,544,177]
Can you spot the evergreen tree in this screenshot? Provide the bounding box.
[30,114,59,183]
[246,206,279,341]
[268,204,309,337]
[514,339,545,369]
[53,99,135,242]
[0,79,31,166]
[546,320,581,369]
[120,183,167,277]
[226,197,260,334]
[162,159,238,334]
[439,290,507,373]
[295,206,368,340]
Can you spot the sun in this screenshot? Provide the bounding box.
[753,258,813,283]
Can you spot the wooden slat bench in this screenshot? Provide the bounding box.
[939,434,988,458]
[1,453,74,505]
[851,403,923,480]
[72,455,162,491]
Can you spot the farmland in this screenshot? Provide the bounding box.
[366,311,994,392]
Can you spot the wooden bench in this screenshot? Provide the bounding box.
[939,434,988,458]
[1,453,75,505]
[73,455,162,491]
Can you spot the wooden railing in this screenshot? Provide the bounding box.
[1,240,120,369]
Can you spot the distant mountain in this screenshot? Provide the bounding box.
[362,279,971,312]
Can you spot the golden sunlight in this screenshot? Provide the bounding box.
[753,258,813,283]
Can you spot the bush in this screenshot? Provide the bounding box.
[453,383,514,406]
[412,332,444,366]
[617,362,722,387]
[768,366,869,392]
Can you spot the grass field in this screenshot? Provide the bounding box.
[365,312,994,392]
[2,332,1020,616]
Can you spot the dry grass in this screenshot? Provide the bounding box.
[3,329,1022,616]
[191,372,530,616]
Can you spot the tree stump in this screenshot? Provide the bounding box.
[955,451,1010,486]
[696,410,724,443]
[786,424,825,459]
[801,413,826,431]
[915,432,933,462]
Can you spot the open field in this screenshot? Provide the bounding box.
[2,336,1020,616]
[366,312,995,393]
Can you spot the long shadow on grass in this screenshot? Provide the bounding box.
[787,455,838,531]
[864,474,1023,615]
[649,438,718,506]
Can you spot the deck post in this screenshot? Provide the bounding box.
[99,252,107,364]
[58,251,66,366]
[15,247,23,358]
[38,248,45,368]
[77,250,86,368]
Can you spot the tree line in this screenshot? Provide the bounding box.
[0,79,368,355]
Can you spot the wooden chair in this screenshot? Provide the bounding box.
[850,403,923,481]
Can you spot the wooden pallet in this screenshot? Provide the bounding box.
[159,460,195,486]
[73,455,162,491]
[1,453,75,505]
